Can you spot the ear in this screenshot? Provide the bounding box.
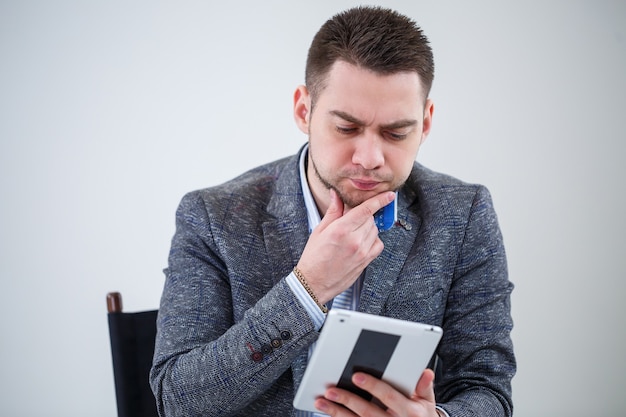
[293,85,311,134]
[420,99,434,145]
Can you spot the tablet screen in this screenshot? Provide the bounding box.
[337,329,400,401]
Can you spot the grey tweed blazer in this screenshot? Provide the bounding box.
[150,148,515,417]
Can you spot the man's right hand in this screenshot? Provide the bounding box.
[295,188,396,305]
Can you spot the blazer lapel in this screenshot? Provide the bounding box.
[359,189,421,315]
[261,153,310,283]
[262,218,308,283]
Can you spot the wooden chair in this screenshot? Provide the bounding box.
[106,292,159,417]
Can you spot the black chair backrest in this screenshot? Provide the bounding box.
[107,292,159,417]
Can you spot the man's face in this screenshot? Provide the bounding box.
[294,60,433,212]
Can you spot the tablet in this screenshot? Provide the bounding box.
[293,309,443,412]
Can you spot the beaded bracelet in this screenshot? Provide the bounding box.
[293,267,328,314]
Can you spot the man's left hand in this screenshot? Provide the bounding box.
[314,369,439,417]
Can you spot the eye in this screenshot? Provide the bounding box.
[386,131,409,141]
[336,126,358,135]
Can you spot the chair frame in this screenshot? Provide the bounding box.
[106,292,159,417]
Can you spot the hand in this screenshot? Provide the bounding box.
[296,189,395,304]
[314,369,439,417]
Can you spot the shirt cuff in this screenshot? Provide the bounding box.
[286,271,326,330]
[436,406,450,417]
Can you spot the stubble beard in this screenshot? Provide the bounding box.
[308,145,403,209]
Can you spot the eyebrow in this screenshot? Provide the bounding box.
[329,110,418,130]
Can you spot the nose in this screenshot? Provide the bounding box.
[352,133,384,170]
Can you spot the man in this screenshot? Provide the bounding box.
[150,6,515,417]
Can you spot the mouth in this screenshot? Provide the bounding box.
[350,178,382,191]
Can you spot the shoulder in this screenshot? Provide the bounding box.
[174,154,300,232]
[408,162,481,193]
[184,154,295,205]
[403,165,505,264]
[404,163,495,220]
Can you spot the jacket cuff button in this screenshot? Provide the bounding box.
[280,330,292,340]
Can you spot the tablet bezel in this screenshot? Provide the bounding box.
[293,308,443,412]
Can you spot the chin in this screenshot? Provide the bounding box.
[336,189,378,208]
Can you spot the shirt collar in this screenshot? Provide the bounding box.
[298,144,321,232]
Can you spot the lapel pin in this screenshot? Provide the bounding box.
[395,219,412,231]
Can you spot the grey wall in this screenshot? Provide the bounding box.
[1,1,624,416]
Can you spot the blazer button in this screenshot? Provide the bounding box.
[271,338,282,348]
[280,330,292,340]
[251,352,263,362]
[261,344,273,354]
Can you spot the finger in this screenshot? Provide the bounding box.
[314,397,357,417]
[351,372,408,411]
[317,188,344,230]
[359,222,386,260]
[412,368,436,403]
[345,191,395,229]
[318,387,380,417]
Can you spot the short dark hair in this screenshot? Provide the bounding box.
[305,6,434,106]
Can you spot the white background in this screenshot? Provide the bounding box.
[1,1,624,416]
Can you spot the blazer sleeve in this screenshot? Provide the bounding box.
[149,192,318,417]
[436,186,516,417]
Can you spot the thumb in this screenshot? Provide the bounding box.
[412,368,436,403]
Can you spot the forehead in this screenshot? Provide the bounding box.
[316,61,425,121]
